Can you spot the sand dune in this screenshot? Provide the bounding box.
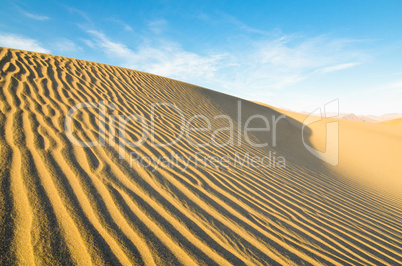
[369,114,402,122]
[379,118,402,127]
[0,47,401,265]
[266,106,402,205]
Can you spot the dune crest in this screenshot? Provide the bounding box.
[0,47,401,265]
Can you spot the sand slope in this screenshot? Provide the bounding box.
[0,47,401,265]
[379,118,402,127]
[268,106,402,205]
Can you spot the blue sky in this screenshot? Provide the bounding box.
[1,0,401,115]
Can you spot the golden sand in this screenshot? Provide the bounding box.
[0,47,401,265]
[379,118,402,127]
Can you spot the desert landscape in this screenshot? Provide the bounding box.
[0,47,401,265]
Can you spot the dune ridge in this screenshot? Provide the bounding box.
[0,47,401,265]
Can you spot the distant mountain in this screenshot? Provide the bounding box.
[297,111,402,123]
[340,113,377,122]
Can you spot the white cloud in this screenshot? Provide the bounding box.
[128,45,227,79]
[221,13,268,35]
[88,31,134,57]
[85,30,365,101]
[65,6,94,28]
[148,19,168,34]
[107,18,133,31]
[54,39,82,52]
[207,35,365,93]
[0,33,50,53]
[23,12,50,21]
[88,30,225,80]
[18,7,50,21]
[253,36,363,73]
[81,39,95,48]
[198,12,269,35]
[320,62,360,73]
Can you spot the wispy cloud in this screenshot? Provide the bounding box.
[87,31,134,57]
[87,30,226,80]
[81,39,95,48]
[0,32,50,53]
[221,13,268,35]
[208,35,366,93]
[85,28,366,100]
[65,6,94,29]
[197,12,269,35]
[107,18,133,31]
[17,7,50,21]
[320,62,360,73]
[188,15,366,93]
[148,19,168,34]
[254,36,363,72]
[54,39,82,52]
